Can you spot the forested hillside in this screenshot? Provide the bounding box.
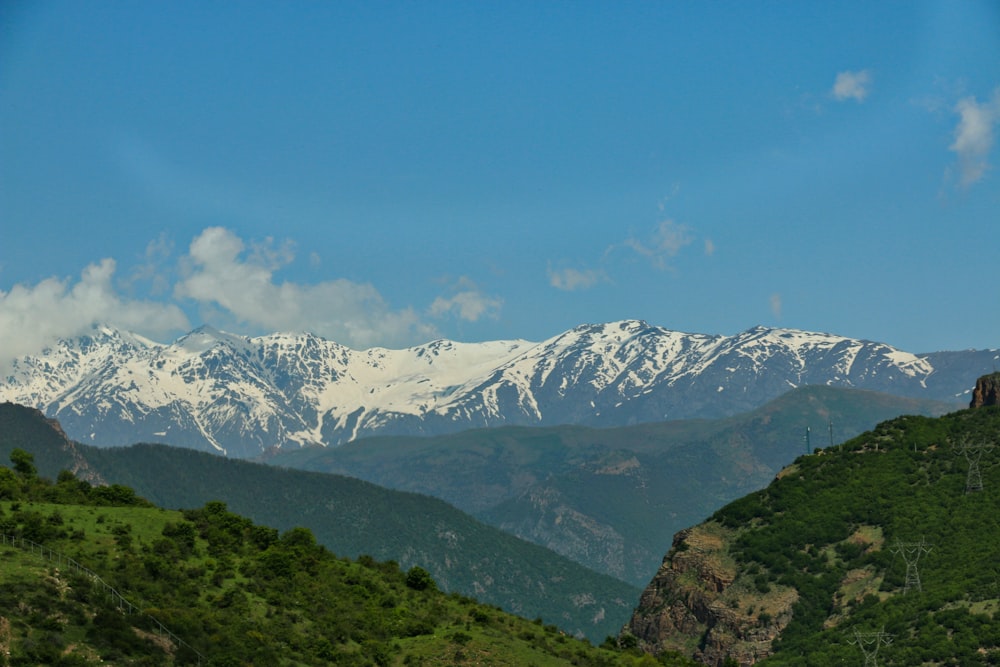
[0,402,638,642]
[624,405,1000,665]
[0,450,697,666]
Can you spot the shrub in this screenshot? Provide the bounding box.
[404,566,435,591]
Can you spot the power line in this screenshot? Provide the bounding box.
[890,537,932,594]
[952,438,994,494]
[850,627,893,666]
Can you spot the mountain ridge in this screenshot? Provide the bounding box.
[267,385,956,586]
[2,320,994,457]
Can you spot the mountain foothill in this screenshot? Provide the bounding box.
[0,322,997,665]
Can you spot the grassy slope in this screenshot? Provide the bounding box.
[0,494,693,666]
[0,403,638,643]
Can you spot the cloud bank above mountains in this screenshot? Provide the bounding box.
[0,227,458,372]
[0,199,723,372]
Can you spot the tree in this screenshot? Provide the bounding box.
[10,448,37,479]
[405,566,436,591]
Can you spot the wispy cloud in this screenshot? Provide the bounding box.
[126,232,175,296]
[174,227,437,348]
[949,88,1000,187]
[770,293,783,319]
[549,214,698,292]
[0,259,190,373]
[428,277,502,321]
[832,70,872,102]
[623,219,693,270]
[547,265,607,291]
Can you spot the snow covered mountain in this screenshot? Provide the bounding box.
[1,321,995,457]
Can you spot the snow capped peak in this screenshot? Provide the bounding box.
[173,325,248,353]
[0,322,984,457]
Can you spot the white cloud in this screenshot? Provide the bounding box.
[547,266,607,291]
[0,259,190,373]
[949,88,1000,187]
[832,70,872,102]
[428,277,502,321]
[623,219,693,269]
[2,227,509,367]
[704,238,716,256]
[174,227,437,348]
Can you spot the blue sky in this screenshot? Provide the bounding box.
[2,1,999,366]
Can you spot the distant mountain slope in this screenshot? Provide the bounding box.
[623,404,1000,665]
[2,321,993,456]
[0,402,637,641]
[268,386,955,586]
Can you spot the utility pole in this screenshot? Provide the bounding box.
[953,439,993,494]
[890,538,932,594]
[804,426,811,454]
[850,627,893,667]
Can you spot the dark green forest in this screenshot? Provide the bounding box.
[702,406,1000,665]
[0,448,697,666]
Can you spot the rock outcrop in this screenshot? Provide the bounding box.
[970,372,1000,408]
[0,402,105,484]
[622,523,796,667]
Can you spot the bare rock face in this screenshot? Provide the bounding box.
[622,523,796,667]
[970,373,1000,408]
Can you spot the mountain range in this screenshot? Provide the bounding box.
[2,321,996,457]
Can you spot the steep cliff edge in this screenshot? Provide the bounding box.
[622,522,797,666]
[970,371,1000,408]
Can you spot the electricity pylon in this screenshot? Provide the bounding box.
[850,627,893,667]
[890,537,932,594]
[953,439,993,493]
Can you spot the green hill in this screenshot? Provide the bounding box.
[0,452,701,666]
[265,386,954,586]
[0,403,638,643]
[623,405,1000,665]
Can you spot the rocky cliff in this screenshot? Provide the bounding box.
[0,402,105,485]
[622,522,797,666]
[970,372,1000,408]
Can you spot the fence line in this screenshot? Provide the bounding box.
[0,533,205,665]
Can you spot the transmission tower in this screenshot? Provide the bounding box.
[890,537,932,594]
[953,439,994,493]
[850,627,893,667]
